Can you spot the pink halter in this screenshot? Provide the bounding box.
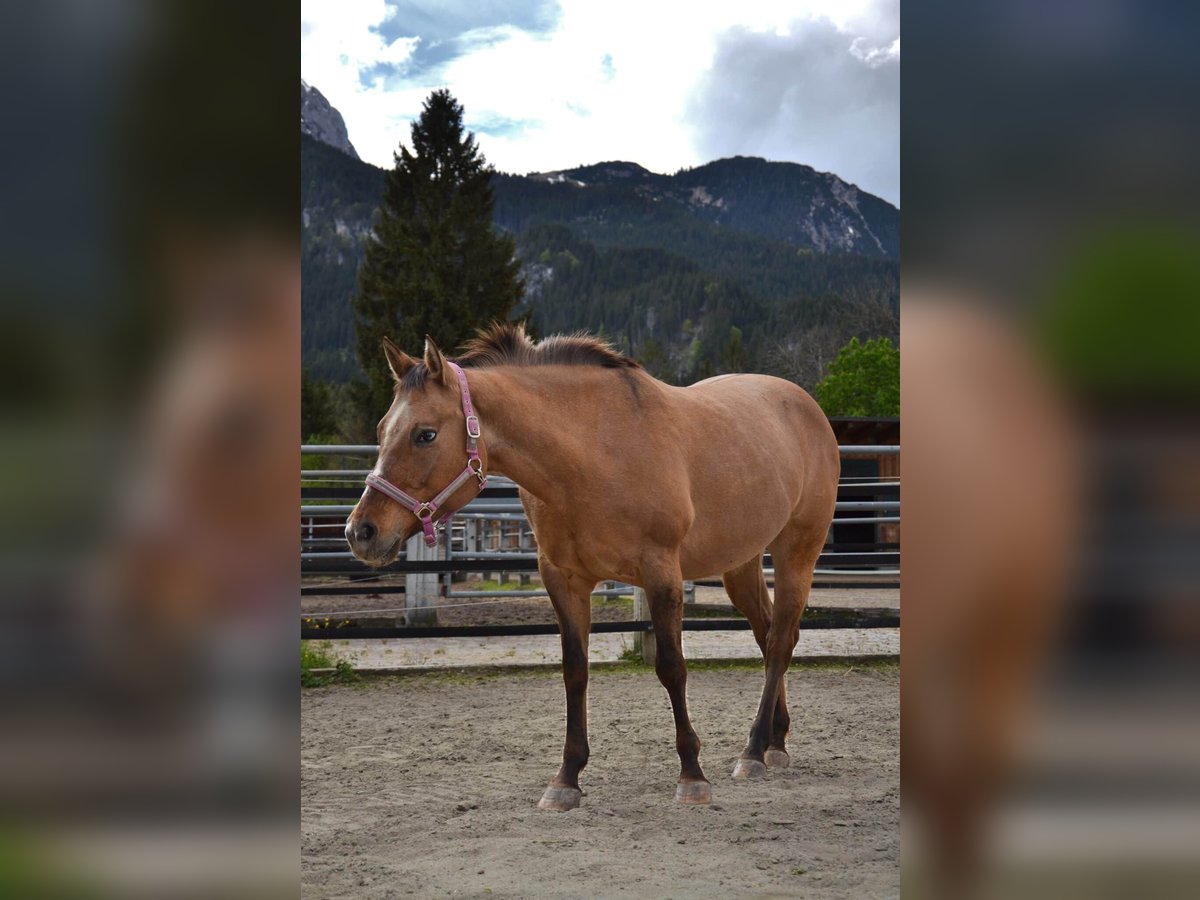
[364,361,487,547]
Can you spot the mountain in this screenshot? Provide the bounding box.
[302,133,378,379]
[301,130,899,386]
[301,80,359,159]
[524,158,898,257]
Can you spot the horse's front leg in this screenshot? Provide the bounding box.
[645,565,711,804]
[537,556,596,812]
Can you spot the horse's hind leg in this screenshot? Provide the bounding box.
[644,562,711,804]
[722,559,791,768]
[733,519,825,778]
[537,555,597,811]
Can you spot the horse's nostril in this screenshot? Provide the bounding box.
[347,520,377,545]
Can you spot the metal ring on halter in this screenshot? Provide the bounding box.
[415,502,436,520]
[467,456,485,484]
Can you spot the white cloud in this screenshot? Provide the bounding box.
[851,35,900,67]
[688,13,900,203]
[301,0,898,200]
[300,0,423,163]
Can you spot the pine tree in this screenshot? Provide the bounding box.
[349,90,523,424]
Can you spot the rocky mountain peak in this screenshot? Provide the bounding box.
[301,80,360,160]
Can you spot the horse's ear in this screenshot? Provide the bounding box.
[382,337,416,382]
[423,335,450,385]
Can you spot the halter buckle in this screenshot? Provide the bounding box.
[465,415,481,439]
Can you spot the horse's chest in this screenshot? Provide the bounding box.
[525,506,635,582]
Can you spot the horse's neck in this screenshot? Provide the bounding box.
[468,367,620,505]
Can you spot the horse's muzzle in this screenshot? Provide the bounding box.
[346,519,376,546]
[345,512,412,566]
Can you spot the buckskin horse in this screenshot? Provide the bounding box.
[345,324,840,810]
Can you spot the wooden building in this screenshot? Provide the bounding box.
[828,416,900,548]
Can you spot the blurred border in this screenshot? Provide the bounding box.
[902,1,1200,896]
[0,1,298,896]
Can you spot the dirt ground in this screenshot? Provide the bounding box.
[302,661,898,898]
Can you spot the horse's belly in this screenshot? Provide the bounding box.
[677,507,791,579]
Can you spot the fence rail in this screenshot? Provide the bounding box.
[302,609,901,642]
[300,443,899,642]
[303,444,900,457]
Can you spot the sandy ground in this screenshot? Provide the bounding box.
[329,627,899,671]
[302,662,899,899]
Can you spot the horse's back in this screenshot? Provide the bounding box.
[682,373,836,463]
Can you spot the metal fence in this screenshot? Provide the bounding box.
[301,444,899,640]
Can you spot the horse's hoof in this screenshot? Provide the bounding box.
[731,758,768,779]
[765,748,791,768]
[675,780,712,804]
[537,785,582,811]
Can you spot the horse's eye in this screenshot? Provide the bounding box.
[414,428,438,446]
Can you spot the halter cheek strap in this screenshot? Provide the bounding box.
[364,361,487,547]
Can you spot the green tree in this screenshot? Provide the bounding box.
[814,336,899,417]
[301,369,338,439]
[638,336,676,383]
[721,325,745,372]
[349,90,523,424]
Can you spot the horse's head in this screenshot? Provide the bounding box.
[345,336,486,565]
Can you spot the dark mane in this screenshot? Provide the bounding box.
[400,322,639,390]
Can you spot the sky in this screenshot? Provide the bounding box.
[300,0,899,205]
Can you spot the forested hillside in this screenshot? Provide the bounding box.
[301,134,383,380]
[301,132,898,385]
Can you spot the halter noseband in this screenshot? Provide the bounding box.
[363,361,487,547]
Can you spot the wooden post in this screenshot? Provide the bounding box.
[632,587,655,666]
[405,531,440,625]
[519,524,531,586]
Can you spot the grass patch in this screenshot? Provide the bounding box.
[618,642,644,664]
[0,831,90,897]
[301,640,358,687]
[594,593,633,609]
[471,579,535,592]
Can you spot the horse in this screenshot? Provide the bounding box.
[901,295,1078,891]
[345,323,840,810]
[99,234,299,662]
